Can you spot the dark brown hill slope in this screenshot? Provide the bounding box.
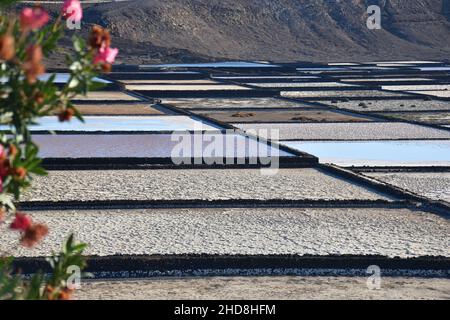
[13,0,450,63]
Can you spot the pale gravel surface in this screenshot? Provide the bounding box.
[382,85,450,91]
[375,112,450,125]
[343,78,433,82]
[1,208,448,257]
[212,76,319,80]
[318,99,450,112]
[22,168,391,202]
[281,90,407,99]
[163,98,314,110]
[366,172,450,203]
[247,82,358,88]
[76,277,450,300]
[126,84,251,91]
[408,91,450,98]
[234,123,450,140]
[120,80,220,84]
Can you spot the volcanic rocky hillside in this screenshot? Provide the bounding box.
[14,0,450,63]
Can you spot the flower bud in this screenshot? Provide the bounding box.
[0,34,15,61]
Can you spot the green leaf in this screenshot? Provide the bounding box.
[0,0,18,8]
[29,166,47,176]
[88,81,107,91]
[73,37,85,53]
[25,273,44,300]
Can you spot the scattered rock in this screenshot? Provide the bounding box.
[358,102,368,108]
[232,112,255,118]
[291,117,308,121]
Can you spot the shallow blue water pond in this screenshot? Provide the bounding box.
[284,140,450,166]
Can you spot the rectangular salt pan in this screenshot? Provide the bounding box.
[38,73,111,84]
[163,98,314,110]
[126,84,251,91]
[247,82,357,88]
[283,140,450,166]
[296,67,350,71]
[200,110,372,123]
[34,133,292,158]
[363,61,441,65]
[120,80,220,84]
[348,66,390,70]
[382,85,450,91]
[21,168,392,203]
[406,91,450,98]
[235,123,450,140]
[71,104,171,115]
[318,99,450,112]
[343,78,432,83]
[141,62,280,68]
[212,76,319,80]
[417,67,450,71]
[327,63,360,66]
[5,207,447,258]
[73,92,141,101]
[1,116,221,132]
[1,73,111,84]
[134,70,201,74]
[366,172,450,203]
[281,90,405,99]
[375,112,450,124]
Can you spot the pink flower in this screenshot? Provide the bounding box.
[21,223,49,247]
[20,7,50,31]
[94,45,118,64]
[10,213,33,231]
[62,0,83,23]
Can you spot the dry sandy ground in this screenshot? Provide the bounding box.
[73,92,142,101]
[376,112,450,125]
[320,99,450,112]
[281,90,406,99]
[68,104,173,116]
[196,110,373,123]
[75,276,450,300]
[163,98,313,110]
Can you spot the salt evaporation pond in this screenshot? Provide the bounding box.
[283,140,450,166]
[1,116,221,132]
[34,133,292,159]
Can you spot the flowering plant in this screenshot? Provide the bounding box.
[0,0,118,299]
